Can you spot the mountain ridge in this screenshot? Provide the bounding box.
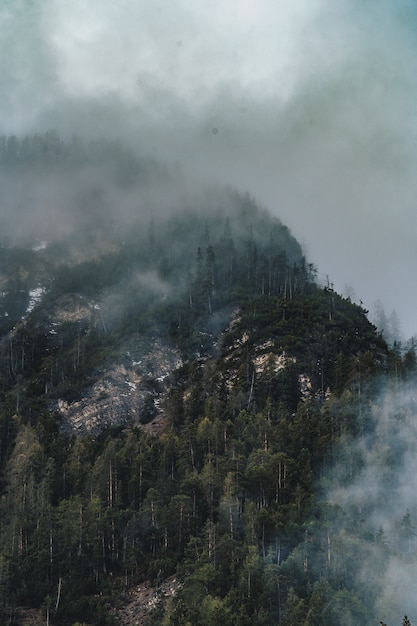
[0,132,412,625]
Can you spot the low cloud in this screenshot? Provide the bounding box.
[326,381,417,622]
[1,0,417,335]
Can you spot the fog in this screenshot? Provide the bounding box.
[327,381,417,623]
[2,0,417,336]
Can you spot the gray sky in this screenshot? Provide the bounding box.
[2,0,417,337]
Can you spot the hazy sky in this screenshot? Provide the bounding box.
[2,0,417,337]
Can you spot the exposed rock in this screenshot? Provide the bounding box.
[115,576,181,626]
[50,293,93,324]
[253,350,295,375]
[56,338,182,436]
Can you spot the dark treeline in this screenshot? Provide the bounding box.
[0,131,159,180]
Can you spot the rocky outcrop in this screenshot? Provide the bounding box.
[115,576,181,626]
[56,339,182,436]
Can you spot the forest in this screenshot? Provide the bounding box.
[0,132,414,625]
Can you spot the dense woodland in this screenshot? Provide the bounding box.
[0,132,414,625]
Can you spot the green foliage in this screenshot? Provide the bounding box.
[0,135,405,623]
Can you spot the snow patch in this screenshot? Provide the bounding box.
[26,287,45,314]
[32,241,47,252]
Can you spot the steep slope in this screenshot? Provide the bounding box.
[0,133,412,626]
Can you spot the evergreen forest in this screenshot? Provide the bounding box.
[0,132,414,625]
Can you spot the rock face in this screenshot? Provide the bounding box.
[115,576,181,626]
[13,290,184,436]
[56,338,182,436]
[50,293,92,324]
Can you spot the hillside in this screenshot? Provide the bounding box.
[0,133,414,625]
